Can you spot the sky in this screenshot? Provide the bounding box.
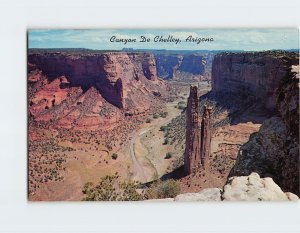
[28,29,299,51]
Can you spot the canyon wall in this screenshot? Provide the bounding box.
[210,51,299,195]
[230,65,299,195]
[212,51,299,109]
[28,52,163,110]
[178,54,206,75]
[155,54,206,79]
[155,55,182,79]
[28,52,167,129]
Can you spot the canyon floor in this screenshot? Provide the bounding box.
[29,80,270,201]
[29,81,195,201]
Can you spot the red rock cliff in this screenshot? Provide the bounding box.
[212,51,299,109]
[28,52,166,130]
[28,52,162,110]
[184,86,201,174]
[229,63,299,195]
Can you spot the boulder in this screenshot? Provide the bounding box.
[222,173,299,201]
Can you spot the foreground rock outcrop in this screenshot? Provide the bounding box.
[155,173,299,201]
[175,188,221,201]
[222,173,298,201]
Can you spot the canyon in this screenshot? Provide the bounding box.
[27,49,299,201]
[155,54,207,80]
[173,50,299,199]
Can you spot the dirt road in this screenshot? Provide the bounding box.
[128,100,183,183]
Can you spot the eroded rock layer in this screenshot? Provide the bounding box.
[28,52,167,130]
[155,54,206,79]
[184,86,213,174]
[212,51,299,109]
[230,65,299,195]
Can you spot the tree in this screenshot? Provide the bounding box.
[165,152,172,159]
[82,174,143,201]
[160,126,168,132]
[153,113,160,119]
[159,112,168,118]
[112,153,118,160]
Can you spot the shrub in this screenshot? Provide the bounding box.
[177,101,186,110]
[153,113,160,119]
[146,118,151,123]
[112,153,118,160]
[163,138,169,145]
[165,152,172,159]
[82,174,143,201]
[159,126,168,132]
[159,112,168,118]
[146,179,181,199]
[177,105,186,110]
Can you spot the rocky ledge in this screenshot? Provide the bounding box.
[149,173,299,201]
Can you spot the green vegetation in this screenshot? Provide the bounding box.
[153,113,160,119]
[82,174,143,201]
[159,111,168,118]
[177,101,186,110]
[111,153,118,160]
[146,179,181,199]
[177,105,186,110]
[160,125,168,132]
[146,118,151,123]
[165,152,173,159]
[163,138,169,145]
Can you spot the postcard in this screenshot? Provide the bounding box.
[27,29,299,201]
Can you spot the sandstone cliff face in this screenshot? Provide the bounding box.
[230,65,299,195]
[184,86,213,174]
[184,86,201,174]
[28,52,166,129]
[155,54,206,79]
[155,54,182,79]
[28,52,162,110]
[141,53,158,81]
[178,54,206,75]
[212,52,299,109]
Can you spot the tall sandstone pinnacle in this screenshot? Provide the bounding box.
[184,86,201,174]
[200,105,213,166]
[184,86,213,175]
